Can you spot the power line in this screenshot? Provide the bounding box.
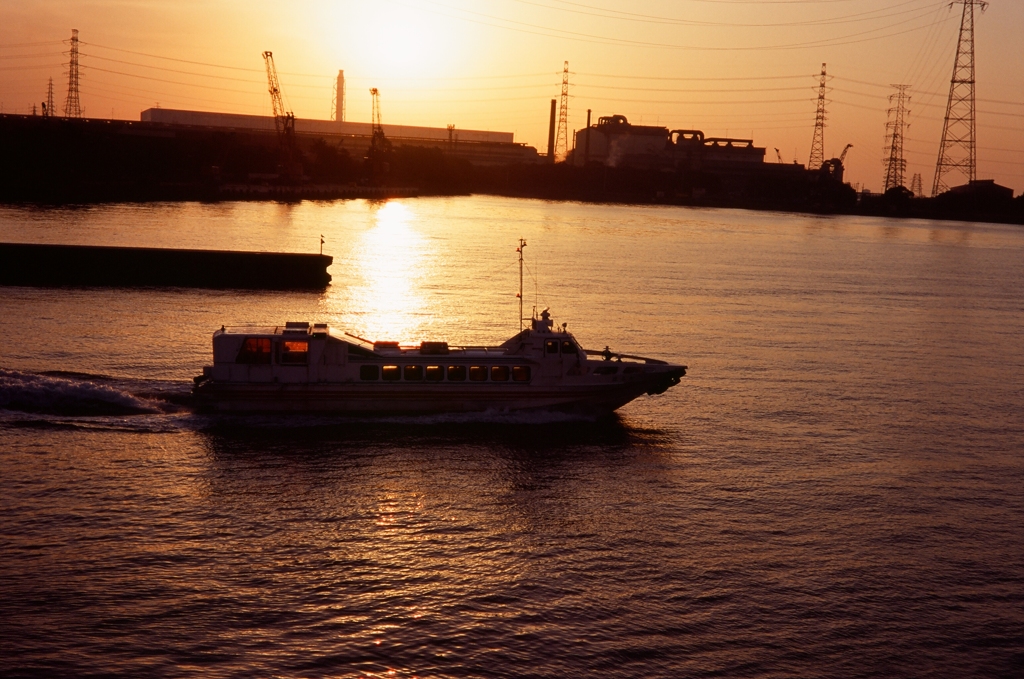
[510,0,936,28]
[400,0,947,52]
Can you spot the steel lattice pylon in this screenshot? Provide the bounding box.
[883,85,911,192]
[932,0,987,196]
[808,63,827,170]
[63,29,81,118]
[44,77,55,117]
[554,61,570,163]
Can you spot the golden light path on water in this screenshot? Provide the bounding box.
[337,201,432,344]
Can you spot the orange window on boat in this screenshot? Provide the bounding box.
[382,365,401,381]
[545,340,559,354]
[490,366,510,381]
[236,338,272,364]
[469,366,488,381]
[425,366,444,381]
[512,366,531,382]
[404,365,424,381]
[447,365,467,381]
[279,340,308,365]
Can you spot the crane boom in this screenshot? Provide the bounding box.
[262,51,294,140]
[839,143,853,165]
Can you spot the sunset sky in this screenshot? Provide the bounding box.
[3,0,1022,193]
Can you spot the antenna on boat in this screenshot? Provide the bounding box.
[517,238,527,332]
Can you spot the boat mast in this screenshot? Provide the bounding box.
[518,238,527,332]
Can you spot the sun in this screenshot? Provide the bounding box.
[319,2,461,81]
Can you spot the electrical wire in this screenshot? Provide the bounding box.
[399,0,947,52]
[509,0,935,28]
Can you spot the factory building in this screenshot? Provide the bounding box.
[568,114,765,171]
[140,108,538,166]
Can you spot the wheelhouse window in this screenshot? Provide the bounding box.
[360,365,379,380]
[469,366,488,381]
[382,365,401,381]
[561,340,577,354]
[236,338,271,364]
[447,365,467,381]
[404,365,424,381]
[512,366,531,382]
[279,340,309,365]
[490,365,510,381]
[425,366,444,382]
[546,340,559,354]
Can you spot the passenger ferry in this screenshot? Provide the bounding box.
[192,241,686,415]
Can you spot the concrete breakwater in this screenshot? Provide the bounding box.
[0,243,332,289]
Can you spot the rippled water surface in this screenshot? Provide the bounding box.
[2,198,1023,677]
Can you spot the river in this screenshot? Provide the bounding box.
[1,196,1022,677]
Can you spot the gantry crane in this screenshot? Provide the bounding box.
[262,51,302,182]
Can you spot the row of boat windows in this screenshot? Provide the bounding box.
[360,365,532,382]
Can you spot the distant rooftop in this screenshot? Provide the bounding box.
[140,108,514,145]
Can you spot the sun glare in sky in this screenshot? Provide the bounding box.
[1,0,1021,192]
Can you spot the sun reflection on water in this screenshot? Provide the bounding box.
[336,202,434,344]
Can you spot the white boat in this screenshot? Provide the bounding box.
[193,241,686,416]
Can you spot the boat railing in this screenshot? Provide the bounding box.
[583,349,667,365]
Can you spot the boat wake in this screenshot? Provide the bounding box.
[0,368,166,417]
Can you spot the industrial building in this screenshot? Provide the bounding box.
[140,108,538,166]
[567,114,766,171]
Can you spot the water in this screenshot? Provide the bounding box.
[1,197,1023,677]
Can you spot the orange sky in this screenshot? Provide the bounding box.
[2,0,1022,193]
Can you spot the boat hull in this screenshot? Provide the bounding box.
[193,375,680,417]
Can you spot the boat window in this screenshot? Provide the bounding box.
[512,366,531,382]
[594,365,618,376]
[546,340,559,354]
[561,340,577,355]
[490,365,510,381]
[382,365,401,381]
[447,365,466,381]
[280,340,309,365]
[236,337,271,364]
[469,366,488,381]
[404,365,423,381]
[425,365,444,381]
[360,365,379,380]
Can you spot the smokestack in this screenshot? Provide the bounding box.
[336,70,345,122]
[547,99,556,162]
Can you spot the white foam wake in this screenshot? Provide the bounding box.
[0,369,160,416]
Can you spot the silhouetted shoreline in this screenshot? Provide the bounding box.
[2,114,1020,225]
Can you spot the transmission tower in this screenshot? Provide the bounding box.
[554,61,570,163]
[910,173,923,197]
[883,85,911,192]
[808,63,827,170]
[43,77,55,117]
[63,29,81,118]
[932,0,987,196]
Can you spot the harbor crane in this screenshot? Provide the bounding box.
[774,148,784,164]
[366,88,392,184]
[262,51,302,181]
[368,88,391,157]
[838,143,853,166]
